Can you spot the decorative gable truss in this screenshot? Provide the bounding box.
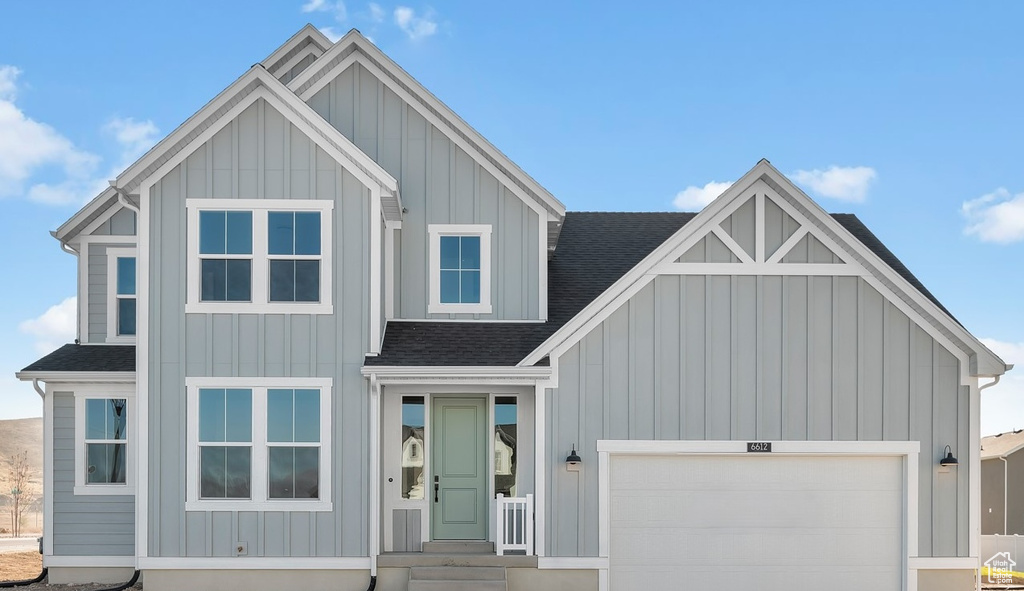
[658,179,860,277]
[521,160,1007,384]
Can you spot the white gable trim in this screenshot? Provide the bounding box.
[262,24,331,76]
[288,32,565,220]
[520,160,1006,381]
[272,44,322,80]
[115,68,398,209]
[55,187,119,243]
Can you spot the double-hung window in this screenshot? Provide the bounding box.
[106,247,137,342]
[74,386,135,495]
[186,378,332,511]
[186,200,333,313]
[428,224,492,314]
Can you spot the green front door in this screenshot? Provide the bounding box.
[431,397,487,540]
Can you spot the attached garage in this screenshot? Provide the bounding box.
[599,441,919,591]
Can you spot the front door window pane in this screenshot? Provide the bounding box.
[401,396,425,499]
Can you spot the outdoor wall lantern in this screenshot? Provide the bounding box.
[566,445,582,472]
[940,445,959,467]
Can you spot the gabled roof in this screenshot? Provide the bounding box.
[262,24,332,78]
[982,430,1024,460]
[517,160,1008,377]
[53,186,120,243]
[112,64,402,220]
[367,191,1005,370]
[18,344,135,374]
[287,29,565,229]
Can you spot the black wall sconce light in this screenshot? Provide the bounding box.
[940,445,959,468]
[566,444,582,472]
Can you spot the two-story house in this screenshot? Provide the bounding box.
[16,25,1009,591]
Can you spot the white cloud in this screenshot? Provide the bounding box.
[368,2,385,22]
[19,297,77,355]
[302,0,347,22]
[394,6,437,40]
[301,0,329,11]
[791,165,877,203]
[319,26,343,43]
[980,338,1024,436]
[0,66,101,201]
[672,180,733,210]
[0,65,20,100]
[961,188,1024,244]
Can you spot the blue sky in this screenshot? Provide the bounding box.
[1,1,1023,435]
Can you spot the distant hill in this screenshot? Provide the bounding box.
[0,417,43,479]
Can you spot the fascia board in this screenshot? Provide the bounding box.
[54,187,119,242]
[289,32,565,219]
[15,371,136,383]
[518,161,772,366]
[756,160,1008,377]
[259,70,398,193]
[359,365,552,380]
[115,67,398,209]
[115,67,265,193]
[262,24,331,73]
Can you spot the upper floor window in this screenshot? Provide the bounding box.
[74,386,135,496]
[106,247,137,342]
[186,200,333,314]
[185,378,332,511]
[428,224,492,314]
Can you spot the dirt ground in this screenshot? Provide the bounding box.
[0,551,42,581]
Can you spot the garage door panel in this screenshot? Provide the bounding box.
[611,490,901,529]
[609,454,903,591]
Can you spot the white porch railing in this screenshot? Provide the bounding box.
[496,493,534,556]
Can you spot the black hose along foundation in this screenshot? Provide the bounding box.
[0,568,140,590]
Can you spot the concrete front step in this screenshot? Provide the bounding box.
[408,580,505,591]
[421,540,494,554]
[410,566,506,581]
[379,553,538,568]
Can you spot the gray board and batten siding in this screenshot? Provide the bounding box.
[308,62,542,321]
[85,208,137,343]
[147,98,372,557]
[546,216,970,560]
[52,391,136,556]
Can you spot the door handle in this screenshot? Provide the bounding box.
[434,476,439,503]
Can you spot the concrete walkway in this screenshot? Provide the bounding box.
[0,537,39,554]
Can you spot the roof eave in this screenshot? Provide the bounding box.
[15,371,137,383]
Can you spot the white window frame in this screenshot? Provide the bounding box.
[185,199,333,314]
[185,377,333,512]
[74,385,136,496]
[106,247,138,344]
[428,224,492,314]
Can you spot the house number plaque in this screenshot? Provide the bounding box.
[746,442,772,453]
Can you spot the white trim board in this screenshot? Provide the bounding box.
[262,24,331,75]
[137,557,371,570]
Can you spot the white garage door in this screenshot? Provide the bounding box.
[609,454,904,591]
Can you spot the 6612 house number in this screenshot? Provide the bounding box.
[747,442,772,453]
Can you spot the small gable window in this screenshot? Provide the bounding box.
[105,247,137,343]
[186,199,333,314]
[428,225,492,314]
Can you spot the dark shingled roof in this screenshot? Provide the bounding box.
[21,344,136,373]
[367,211,957,367]
[367,212,695,367]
